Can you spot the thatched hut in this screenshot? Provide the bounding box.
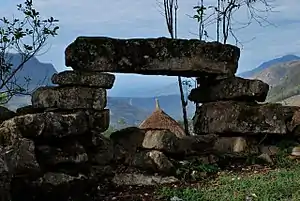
[139,98,186,138]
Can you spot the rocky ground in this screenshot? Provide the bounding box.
[81,151,299,201]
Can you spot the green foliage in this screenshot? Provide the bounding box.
[273,150,295,168]
[158,165,300,201]
[0,93,8,105]
[175,158,219,181]
[0,0,59,104]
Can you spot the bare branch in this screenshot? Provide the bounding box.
[0,0,59,104]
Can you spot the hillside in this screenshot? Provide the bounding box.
[238,54,300,103]
[3,54,57,110]
[238,54,300,78]
[7,53,57,90]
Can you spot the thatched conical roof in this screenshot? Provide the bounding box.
[139,98,186,138]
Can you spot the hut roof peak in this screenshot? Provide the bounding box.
[155,98,160,110]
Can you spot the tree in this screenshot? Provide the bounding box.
[192,0,274,45]
[160,0,190,136]
[191,0,273,107]
[0,0,59,104]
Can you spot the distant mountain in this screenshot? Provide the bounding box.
[4,53,57,110]
[237,54,300,104]
[262,60,300,102]
[238,54,300,78]
[7,53,57,90]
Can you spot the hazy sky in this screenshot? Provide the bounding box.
[1,0,300,88]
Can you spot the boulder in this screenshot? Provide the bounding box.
[87,133,114,165]
[142,129,180,153]
[213,137,258,153]
[35,142,89,167]
[142,129,217,154]
[194,101,297,135]
[0,110,109,141]
[0,106,15,124]
[179,134,218,155]
[51,70,115,89]
[32,86,106,110]
[131,150,174,174]
[188,77,269,103]
[65,37,240,77]
[1,138,40,176]
[110,127,146,161]
[259,145,279,156]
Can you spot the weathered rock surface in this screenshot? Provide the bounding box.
[194,101,298,135]
[65,37,240,77]
[259,145,279,156]
[287,109,300,135]
[142,129,217,154]
[110,127,146,161]
[179,134,218,154]
[189,77,269,103]
[0,106,15,124]
[0,134,40,200]
[51,70,115,89]
[112,173,179,186]
[1,138,40,176]
[87,133,114,165]
[213,137,257,153]
[0,110,109,140]
[32,86,107,110]
[35,142,89,167]
[132,150,174,174]
[142,130,180,153]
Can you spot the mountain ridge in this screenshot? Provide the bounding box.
[238,54,300,78]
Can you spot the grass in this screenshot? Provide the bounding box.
[158,150,300,201]
[158,165,300,201]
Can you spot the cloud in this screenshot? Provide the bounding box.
[1,0,300,79]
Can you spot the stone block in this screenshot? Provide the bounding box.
[51,70,115,89]
[65,37,240,77]
[189,77,269,103]
[32,86,106,110]
[0,110,110,140]
[193,101,298,135]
